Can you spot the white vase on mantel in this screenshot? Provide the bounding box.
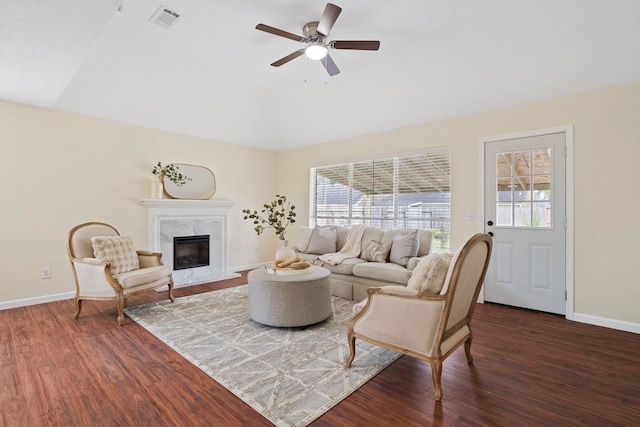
[275,240,296,260]
[150,176,164,199]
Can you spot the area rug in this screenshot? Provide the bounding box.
[124,285,400,427]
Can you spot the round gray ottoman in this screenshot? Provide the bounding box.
[248,266,332,327]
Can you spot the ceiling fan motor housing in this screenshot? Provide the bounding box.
[303,21,323,42]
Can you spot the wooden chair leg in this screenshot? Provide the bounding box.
[464,336,474,364]
[345,332,356,368]
[73,297,82,320]
[430,359,443,401]
[168,278,175,303]
[115,293,126,326]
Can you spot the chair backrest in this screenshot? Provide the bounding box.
[440,233,493,331]
[67,222,119,260]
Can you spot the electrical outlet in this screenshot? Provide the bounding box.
[467,210,474,221]
[41,267,51,279]
[255,247,260,254]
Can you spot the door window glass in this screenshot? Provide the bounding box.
[495,148,552,228]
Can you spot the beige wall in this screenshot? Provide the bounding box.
[278,81,640,326]
[0,101,279,304]
[2,81,639,328]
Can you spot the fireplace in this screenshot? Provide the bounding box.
[173,235,210,270]
[141,198,240,288]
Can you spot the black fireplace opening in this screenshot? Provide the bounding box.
[173,235,210,270]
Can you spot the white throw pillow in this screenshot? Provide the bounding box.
[305,226,337,254]
[362,240,392,262]
[91,235,140,275]
[407,253,453,294]
[389,230,419,267]
[296,226,313,252]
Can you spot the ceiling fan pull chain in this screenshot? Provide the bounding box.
[304,55,308,83]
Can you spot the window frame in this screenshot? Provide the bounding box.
[310,148,451,251]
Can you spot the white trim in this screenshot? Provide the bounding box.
[0,291,75,311]
[479,126,575,319]
[573,313,640,334]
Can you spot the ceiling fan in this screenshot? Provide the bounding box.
[255,2,380,76]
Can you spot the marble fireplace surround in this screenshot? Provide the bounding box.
[141,199,240,288]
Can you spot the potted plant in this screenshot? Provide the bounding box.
[242,195,297,259]
[150,162,192,198]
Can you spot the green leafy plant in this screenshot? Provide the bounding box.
[152,162,192,187]
[242,195,296,240]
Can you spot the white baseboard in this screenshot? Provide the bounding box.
[0,265,267,311]
[0,291,75,311]
[573,312,640,334]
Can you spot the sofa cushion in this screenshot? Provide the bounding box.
[388,230,420,267]
[362,240,392,262]
[321,257,366,275]
[352,262,412,285]
[91,235,139,274]
[407,252,453,294]
[305,226,337,254]
[296,252,366,275]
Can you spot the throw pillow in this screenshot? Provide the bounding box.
[389,230,420,267]
[305,226,337,254]
[362,240,392,262]
[407,253,454,294]
[91,235,140,275]
[296,226,313,252]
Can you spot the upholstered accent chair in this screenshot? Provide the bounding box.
[345,233,492,401]
[67,222,174,325]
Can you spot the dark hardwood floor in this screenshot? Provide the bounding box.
[2,271,639,426]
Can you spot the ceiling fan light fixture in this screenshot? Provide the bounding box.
[305,43,328,60]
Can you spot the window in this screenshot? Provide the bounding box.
[311,149,451,252]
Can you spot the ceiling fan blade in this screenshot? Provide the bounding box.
[271,50,305,67]
[331,40,380,50]
[256,24,305,42]
[316,3,342,36]
[321,54,340,76]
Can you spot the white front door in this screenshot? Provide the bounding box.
[484,132,566,315]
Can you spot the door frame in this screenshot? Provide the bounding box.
[478,126,574,319]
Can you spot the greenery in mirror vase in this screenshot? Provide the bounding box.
[152,162,192,187]
[242,195,296,241]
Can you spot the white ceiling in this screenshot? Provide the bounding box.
[2,0,639,151]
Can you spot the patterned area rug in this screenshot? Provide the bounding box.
[125,285,400,427]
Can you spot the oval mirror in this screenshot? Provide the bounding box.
[163,164,216,200]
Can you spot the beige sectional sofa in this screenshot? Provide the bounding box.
[295,225,433,301]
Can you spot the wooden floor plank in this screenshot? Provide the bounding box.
[1,271,639,426]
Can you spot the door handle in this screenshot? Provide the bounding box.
[487,220,494,226]
[488,231,494,237]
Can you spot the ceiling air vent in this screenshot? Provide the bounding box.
[150,5,181,29]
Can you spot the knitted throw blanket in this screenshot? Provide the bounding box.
[317,225,367,266]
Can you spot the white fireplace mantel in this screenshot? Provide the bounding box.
[141,199,239,287]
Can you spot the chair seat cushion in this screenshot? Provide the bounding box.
[114,265,171,289]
